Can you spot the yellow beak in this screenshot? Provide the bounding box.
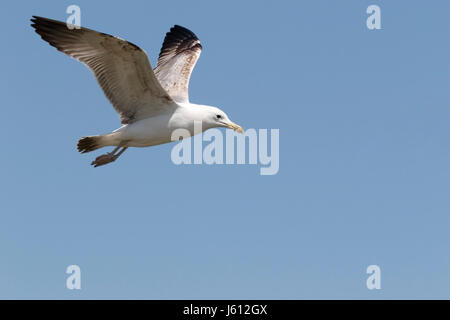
[226,122,244,134]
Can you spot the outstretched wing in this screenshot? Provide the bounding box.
[154,25,202,104]
[31,16,174,124]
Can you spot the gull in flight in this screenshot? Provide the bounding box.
[31,16,243,167]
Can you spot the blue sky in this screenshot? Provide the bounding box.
[1,0,450,299]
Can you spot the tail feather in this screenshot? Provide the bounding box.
[77,136,103,153]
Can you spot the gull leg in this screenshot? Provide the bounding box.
[114,147,128,159]
[91,146,128,167]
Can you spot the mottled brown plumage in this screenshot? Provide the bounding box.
[31,16,174,124]
[154,25,202,103]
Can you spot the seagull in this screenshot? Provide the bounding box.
[31,16,243,167]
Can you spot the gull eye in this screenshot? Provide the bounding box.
[216,114,222,119]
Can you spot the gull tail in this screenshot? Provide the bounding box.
[77,136,104,153]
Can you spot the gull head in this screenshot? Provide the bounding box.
[201,106,244,133]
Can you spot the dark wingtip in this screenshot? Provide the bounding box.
[30,15,46,25]
[168,25,198,39]
[158,24,201,59]
[30,16,39,28]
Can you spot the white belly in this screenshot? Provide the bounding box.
[114,114,174,147]
[110,104,212,148]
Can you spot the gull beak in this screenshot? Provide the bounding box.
[226,122,244,134]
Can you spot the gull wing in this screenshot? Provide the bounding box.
[31,16,174,124]
[154,25,202,103]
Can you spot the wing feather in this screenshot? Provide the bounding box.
[154,25,202,103]
[31,16,174,124]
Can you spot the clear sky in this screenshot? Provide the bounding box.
[1,0,450,299]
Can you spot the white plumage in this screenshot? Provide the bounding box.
[31,16,243,167]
